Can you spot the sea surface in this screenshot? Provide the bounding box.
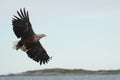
[0,75,120,80]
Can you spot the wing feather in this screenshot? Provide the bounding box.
[13,15,20,20]
[20,9,25,18]
[24,8,27,18]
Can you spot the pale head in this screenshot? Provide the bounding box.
[36,33,47,39]
[39,34,47,38]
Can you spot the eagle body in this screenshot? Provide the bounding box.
[12,8,50,65]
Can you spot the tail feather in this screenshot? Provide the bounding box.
[12,41,24,51]
[12,41,19,50]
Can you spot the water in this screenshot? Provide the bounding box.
[0,75,120,80]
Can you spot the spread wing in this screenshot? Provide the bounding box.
[12,8,35,38]
[26,41,50,65]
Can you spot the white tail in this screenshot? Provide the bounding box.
[12,41,19,50]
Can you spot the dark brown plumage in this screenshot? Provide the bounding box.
[12,8,50,65]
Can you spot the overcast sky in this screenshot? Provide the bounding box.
[0,0,120,75]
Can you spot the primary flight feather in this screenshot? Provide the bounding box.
[12,8,50,65]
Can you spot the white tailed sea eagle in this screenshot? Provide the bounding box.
[12,8,50,65]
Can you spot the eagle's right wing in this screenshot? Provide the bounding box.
[12,8,35,38]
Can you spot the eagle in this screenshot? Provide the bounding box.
[12,8,50,65]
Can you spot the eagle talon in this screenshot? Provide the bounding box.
[21,44,27,52]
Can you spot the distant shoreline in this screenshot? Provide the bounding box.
[2,68,120,76]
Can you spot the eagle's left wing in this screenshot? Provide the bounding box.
[26,41,50,65]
